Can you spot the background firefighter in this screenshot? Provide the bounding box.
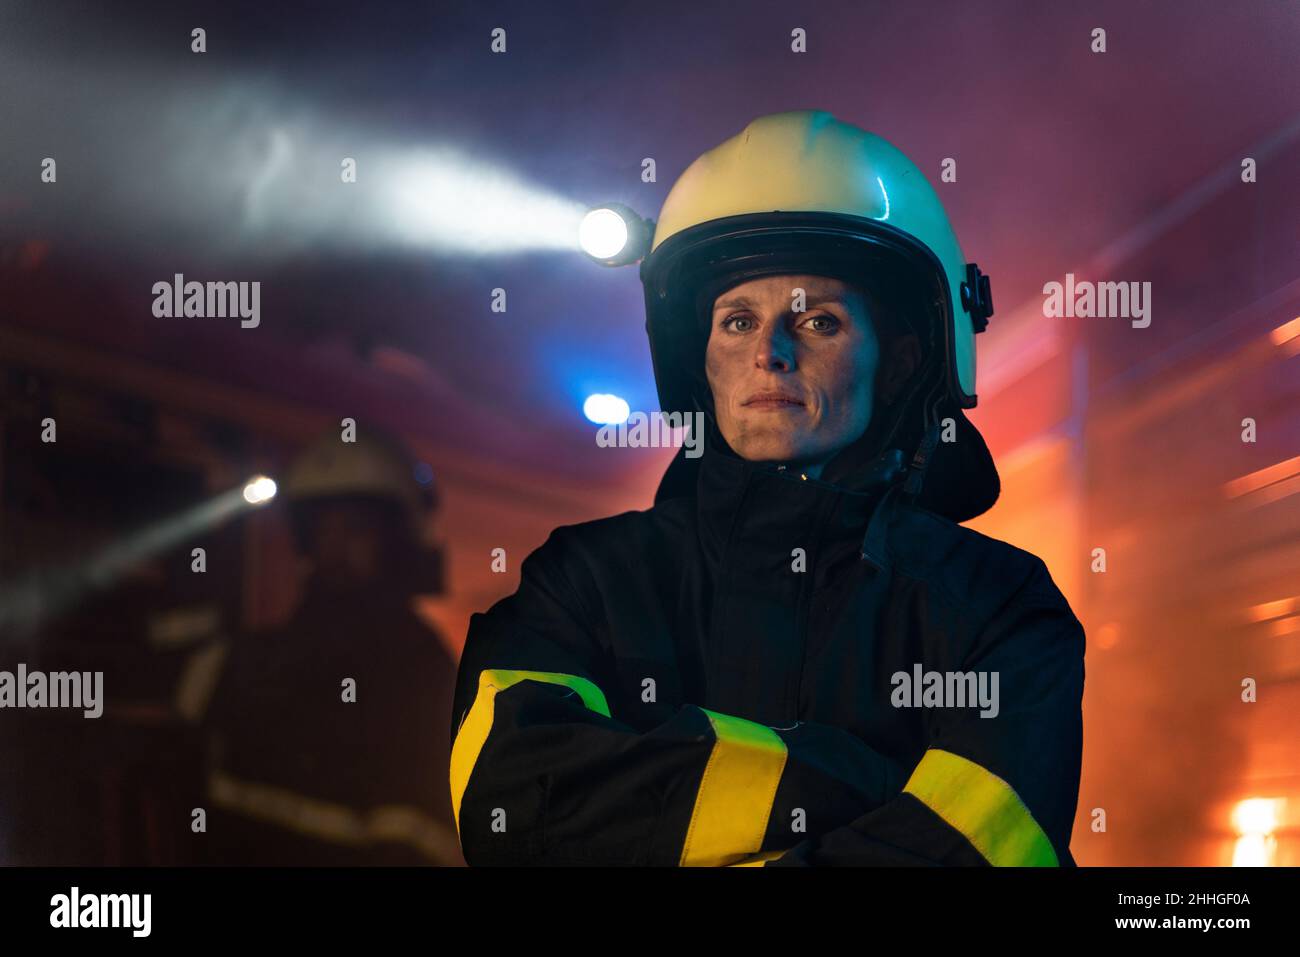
[207,430,463,865]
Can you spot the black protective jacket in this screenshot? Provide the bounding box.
[209,583,462,865]
[450,436,1085,866]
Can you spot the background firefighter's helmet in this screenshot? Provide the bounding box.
[282,429,444,593]
[639,109,1000,522]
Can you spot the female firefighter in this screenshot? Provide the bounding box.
[449,110,1085,866]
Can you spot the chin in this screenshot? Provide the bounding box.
[735,441,820,465]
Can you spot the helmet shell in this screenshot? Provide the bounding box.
[283,430,434,536]
[642,109,984,414]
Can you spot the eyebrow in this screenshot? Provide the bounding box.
[712,292,852,312]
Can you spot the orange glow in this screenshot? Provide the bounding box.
[1243,472,1300,507]
[1232,834,1275,867]
[1233,797,1282,835]
[1223,455,1300,498]
[1230,798,1283,867]
[1246,597,1299,623]
[1266,615,1300,638]
[1269,315,1300,346]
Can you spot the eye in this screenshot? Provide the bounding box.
[801,313,840,334]
[720,313,756,333]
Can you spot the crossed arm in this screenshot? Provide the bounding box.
[449,531,1084,867]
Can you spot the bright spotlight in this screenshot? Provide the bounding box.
[243,475,278,505]
[580,208,627,260]
[1230,797,1282,866]
[1232,833,1272,867]
[579,203,653,266]
[1232,797,1281,835]
[583,394,631,425]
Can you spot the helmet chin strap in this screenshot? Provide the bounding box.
[814,320,944,492]
[901,421,943,497]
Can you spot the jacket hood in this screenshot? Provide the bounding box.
[653,392,1000,525]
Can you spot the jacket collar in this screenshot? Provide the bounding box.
[693,432,907,574]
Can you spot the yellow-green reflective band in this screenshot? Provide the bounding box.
[210,770,462,865]
[903,748,1059,867]
[726,849,787,867]
[448,669,610,834]
[679,709,788,867]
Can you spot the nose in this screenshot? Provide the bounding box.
[753,320,795,372]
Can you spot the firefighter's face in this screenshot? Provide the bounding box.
[706,274,916,475]
[306,501,391,587]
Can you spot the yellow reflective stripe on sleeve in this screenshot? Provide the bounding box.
[448,669,610,834]
[902,748,1059,866]
[679,709,788,867]
[726,849,787,867]
[209,770,462,865]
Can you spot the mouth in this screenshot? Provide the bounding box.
[742,391,805,410]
